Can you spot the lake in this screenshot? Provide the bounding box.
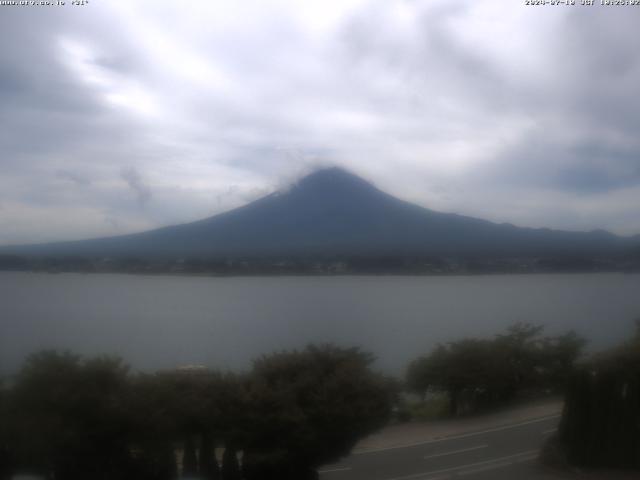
[1,272,639,376]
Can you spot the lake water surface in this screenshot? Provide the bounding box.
[1,272,639,376]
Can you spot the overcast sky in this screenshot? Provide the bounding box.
[1,0,639,245]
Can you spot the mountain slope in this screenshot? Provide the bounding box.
[2,167,636,258]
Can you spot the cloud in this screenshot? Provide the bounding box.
[56,169,91,187]
[1,0,640,244]
[120,166,152,206]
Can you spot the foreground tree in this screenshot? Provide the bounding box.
[407,323,585,415]
[242,345,394,480]
[9,351,133,480]
[538,331,587,390]
[125,373,181,480]
[126,369,235,479]
[555,321,640,469]
[221,446,241,480]
[0,380,11,480]
[3,345,393,479]
[199,432,220,480]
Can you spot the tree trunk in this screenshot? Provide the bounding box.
[221,446,241,480]
[183,436,198,477]
[199,433,220,479]
[449,388,459,416]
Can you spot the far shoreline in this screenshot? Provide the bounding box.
[1,268,639,279]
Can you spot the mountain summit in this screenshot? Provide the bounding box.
[290,167,382,195]
[2,167,635,258]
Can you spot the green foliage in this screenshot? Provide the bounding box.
[3,345,392,479]
[242,345,393,479]
[126,369,244,479]
[558,321,640,469]
[538,330,587,388]
[9,351,132,480]
[0,380,11,480]
[407,323,586,415]
[396,394,450,422]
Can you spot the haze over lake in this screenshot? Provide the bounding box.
[1,272,639,376]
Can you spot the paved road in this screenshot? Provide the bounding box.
[319,414,562,480]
